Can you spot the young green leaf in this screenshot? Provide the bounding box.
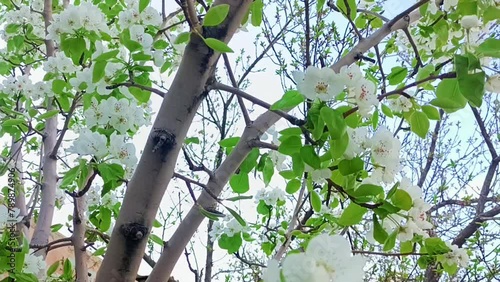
[409,111,430,139]
[270,90,304,110]
[203,4,230,26]
[204,37,233,53]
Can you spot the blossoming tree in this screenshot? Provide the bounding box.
[0,0,499,281]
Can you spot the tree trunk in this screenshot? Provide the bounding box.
[96,1,252,281]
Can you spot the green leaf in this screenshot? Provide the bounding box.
[373,214,388,244]
[225,207,246,226]
[383,230,398,251]
[425,237,451,255]
[316,0,326,11]
[338,202,367,226]
[300,146,321,169]
[278,136,302,156]
[415,64,435,86]
[338,157,364,176]
[51,223,63,232]
[320,107,346,140]
[38,110,59,120]
[218,233,242,253]
[99,207,112,231]
[390,189,413,211]
[400,240,414,253]
[292,153,304,176]
[97,163,124,184]
[250,0,264,26]
[458,72,485,108]
[279,127,302,136]
[153,40,169,49]
[94,50,119,61]
[149,234,164,246]
[351,184,384,198]
[203,4,230,26]
[219,137,240,147]
[199,206,225,220]
[257,200,270,215]
[47,261,60,277]
[477,38,500,58]
[204,37,233,53]
[92,60,107,83]
[229,173,249,194]
[139,0,149,13]
[430,79,467,113]
[381,103,394,118]
[93,247,106,257]
[279,170,296,180]
[286,179,301,194]
[174,32,191,44]
[310,190,322,212]
[239,148,259,173]
[184,137,200,144]
[52,79,66,94]
[262,156,274,186]
[421,105,440,120]
[387,66,408,85]
[483,7,500,23]
[270,90,305,110]
[409,111,430,139]
[329,133,349,159]
[336,0,357,19]
[129,86,151,104]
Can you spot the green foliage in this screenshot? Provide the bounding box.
[203,4,230,26]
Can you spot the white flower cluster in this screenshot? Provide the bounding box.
[0,76,51,100]
[84,96,151,134]
[46,2,109,42]
[43,52,79,74]
[388,95,413,113]
[23,254,46,280]
[368,178,433,243]
[118,0,162,29]
[344,126,401,184]
[1,1,46,40]
[85,184,119,209]
[442,242,469,268]
[254,187,286,206]
[209,216,249,242]
[68,129,138,168]
[293,64,379,117]
[262,234,366,282]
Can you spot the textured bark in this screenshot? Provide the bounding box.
[73,196,88,282]
[96,1,252,281]
[30,0,58,256]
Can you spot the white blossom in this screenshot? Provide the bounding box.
[389,96,413,113]
[23,254,46,279]
[442,243,470,268]
[296,66,343,101]
[339,64,362,88]
[68,128,108,158]
[460,15,480,29]
[108,132,138,167]
[279,234,366,282]
[141,6,162,26]
[344,127,369,159]
[262,260,281,282]
[349,77,379,117]
[485,75,500,93]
